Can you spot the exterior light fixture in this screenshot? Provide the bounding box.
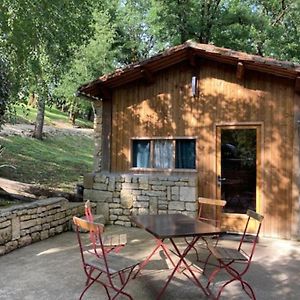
[192,76,198,97]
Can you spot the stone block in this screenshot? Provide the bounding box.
[83,173,95,188]
[139,184,149,190]
[122,174,133,183]
[185,202,197,211]
[0,227,11,245]
[49,228,56,236]
[168,201,185,211]
[0,246,6,255]
[18,235,32,247]
[0,220,10,229]
[144,191,166,197]
[108,203,120,208]
[120,190,133,209]
[115,221,125,226]
[42,224,50,230]
[96,203,109,224]
[5,241,18,253]
[30,225,42,233]
[111,209,123,215]
[124,222,132,227]
[108,177,116,191]
[134,202,148,208]
[179,187,196,202]
[171,186,179,195]
[11,217,20,240]
[110,215,118,221]
[31,232,41,242]
[149,198,158,214]
[93,183,108,190]
[136,195,149,201]
[138,208,149,215]
[55,225,64,234]
[152,185,167,191]
[40,230,49,240]
[122,183,139,189]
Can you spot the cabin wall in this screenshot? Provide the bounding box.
[107,60,296,239]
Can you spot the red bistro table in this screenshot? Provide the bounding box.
[130,213,224,299]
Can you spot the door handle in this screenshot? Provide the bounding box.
[217,175,226,186]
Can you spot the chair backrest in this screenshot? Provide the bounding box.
[198,197,227,228]
[238,209,264,262]
[73,216,105,260]
[85,200,94,223]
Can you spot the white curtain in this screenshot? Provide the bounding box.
[154,140,173,168]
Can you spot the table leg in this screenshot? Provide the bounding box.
[157,237,209,299]
[134,238,176,279]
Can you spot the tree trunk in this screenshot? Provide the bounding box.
[33,97,45,139]
[27,92,37,107]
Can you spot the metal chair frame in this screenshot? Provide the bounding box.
[73,216,138,300]
[204,209,264,300]
[85,200,126,254]
[185,197,226,262]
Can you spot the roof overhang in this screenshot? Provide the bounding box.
[77,40,300,101]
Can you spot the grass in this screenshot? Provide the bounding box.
[10,104,93,128]
[0,135,94,192]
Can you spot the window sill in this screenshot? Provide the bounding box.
[130,167,197,173]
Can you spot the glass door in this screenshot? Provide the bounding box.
[217,126,259,214]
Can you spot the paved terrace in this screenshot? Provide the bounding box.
[0,225,299,300]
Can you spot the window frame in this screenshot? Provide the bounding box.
[130,136,197,172]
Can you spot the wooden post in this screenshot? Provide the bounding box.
[236,62,245,80]
[292,90,300,239]
[101,99,112,172]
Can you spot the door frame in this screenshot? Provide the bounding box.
[215,123,263,232]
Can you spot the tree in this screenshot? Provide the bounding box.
[0,0,96,138]
[0,57,10,129]
[55,9,116,124]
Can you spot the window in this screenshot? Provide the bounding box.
[132,138,196,169]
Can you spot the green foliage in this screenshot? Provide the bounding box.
[55,9,116,115]
[148,0,300,62]
[0,135,94,191]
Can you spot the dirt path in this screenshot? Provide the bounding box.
[0,123,93,137]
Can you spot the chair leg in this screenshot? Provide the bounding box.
[111,267,136,300]
[79,271,102,300]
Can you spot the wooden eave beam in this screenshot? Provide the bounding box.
[99,86,112,100]
[140,66,154,84]
[295,76,300,93]
[236,62,245,80]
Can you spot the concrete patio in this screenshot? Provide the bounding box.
[0,225,299,300]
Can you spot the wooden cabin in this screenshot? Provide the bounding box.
[78,41,300,240]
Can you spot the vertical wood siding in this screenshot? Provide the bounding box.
[110,60,295,239]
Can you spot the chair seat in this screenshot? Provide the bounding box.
[207,245,248,262]
[86,253,139,275]
[103,233,127,247]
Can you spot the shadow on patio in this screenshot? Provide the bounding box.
[0,226,299,300]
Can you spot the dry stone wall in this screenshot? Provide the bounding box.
[83,173,198,226]
[0,197,85,255]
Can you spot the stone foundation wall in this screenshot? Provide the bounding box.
[83,173,198,226]
[0,197,85,255]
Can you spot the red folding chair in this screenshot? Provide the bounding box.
[185,197,226,261]
[204,209,264,299]
[85,200,127,254]
[73,216,139,300]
